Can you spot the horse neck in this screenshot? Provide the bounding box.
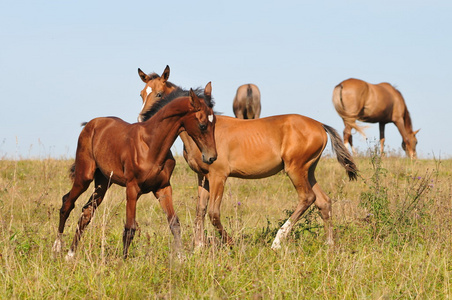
[179,131,200,156]
[403,106,414,134]
[142,99,189,163]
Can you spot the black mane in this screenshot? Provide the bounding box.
[140,85,215,122]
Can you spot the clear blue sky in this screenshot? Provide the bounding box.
[1,1,451,159]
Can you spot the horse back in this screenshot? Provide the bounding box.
[214,115,326,178]
[75,117,137,184]
[82,117,131,147]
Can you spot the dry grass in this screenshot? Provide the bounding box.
[0,153,451,298]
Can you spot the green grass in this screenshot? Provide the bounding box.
[0,154,451,299]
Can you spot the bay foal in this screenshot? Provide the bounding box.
[53,84,217,259]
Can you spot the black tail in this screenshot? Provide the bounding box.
[323,124,358,181]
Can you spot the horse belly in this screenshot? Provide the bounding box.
[228,146,283,179]
[229,161,283,179]
[360,105,393,123]
[359,86,394,123]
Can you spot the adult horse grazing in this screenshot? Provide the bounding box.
[138,66,358,250]
[232,83,261,119]
[52,84,217,260]
[332,78,419,158]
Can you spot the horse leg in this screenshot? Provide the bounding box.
[207,176,233,245]
[379,122,386,156]
[53,160,95,254]
[271,166,316,250]
[343,121,356,155]
[308,160,334,245]
[312,184,333,245]
[123,182,140,259]
[65,170,110,260]
[194,174,209,249]
[154,185,183,257]
[255,102,261,119]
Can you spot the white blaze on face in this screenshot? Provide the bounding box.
[208,114,214,123]
[141,86,153,111]
[146,86,152,96]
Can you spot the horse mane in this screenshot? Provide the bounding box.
[140,85,215,122]
[394,86,414,132]
[147,73,160,80]
[403,107,414,131]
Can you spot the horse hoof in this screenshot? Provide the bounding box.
[65,250,75,261]
[325,239,334,246]
[52,239,62,253]
[193,239,206,250]
[177,252,187,262]
[271,241,282,250]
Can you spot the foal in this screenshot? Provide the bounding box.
[53,84,217,259]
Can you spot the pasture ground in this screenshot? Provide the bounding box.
[0,152,451,299]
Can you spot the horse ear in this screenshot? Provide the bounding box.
[162,65,170,82]
[204,82,212,98]
[189,88,203,111]
[414,129,420,135]
[138,68,150,83]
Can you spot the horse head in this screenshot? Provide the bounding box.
[183,82,217,164]
[402,129,420,159]
[137,65,175,122]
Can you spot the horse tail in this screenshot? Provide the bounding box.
[332,83,344,111]
[323,124,358,181]
[68,121,92,181]
[243,84,254,118]
[246,84,253,98]
[246,84,253,106]
[332,83,367,138]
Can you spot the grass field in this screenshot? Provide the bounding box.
[0,150,451,299]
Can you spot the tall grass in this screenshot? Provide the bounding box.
[0,154,451,298]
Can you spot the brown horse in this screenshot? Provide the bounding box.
[52,83,217,259]
[138,66,358,250]
[332,78,419,158]
[232,83,261,119]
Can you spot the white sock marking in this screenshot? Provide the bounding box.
[65,249,75,261]
[271,219,292,250]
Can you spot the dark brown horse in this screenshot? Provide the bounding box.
[138,66,358,250]
[52,83,217,259]
[332,78,419,158]
[232,83,261,119]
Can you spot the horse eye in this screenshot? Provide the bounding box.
[156,92,162,98]
[199,124,207,131]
